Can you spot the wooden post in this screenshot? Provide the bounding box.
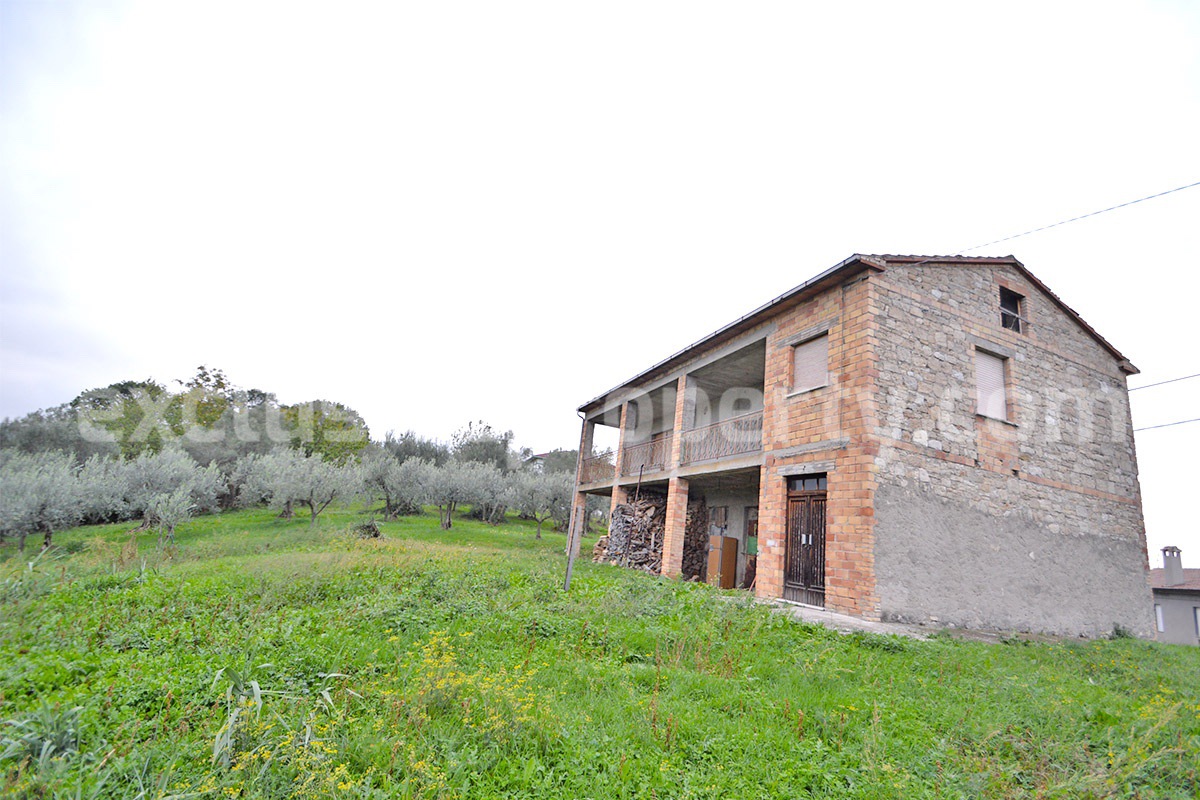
[567,417,595,557]
[563,506,583,591]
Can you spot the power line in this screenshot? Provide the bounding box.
[1134,418,1200,432]
[953,179,1200,254]
[1129,372,1200,392]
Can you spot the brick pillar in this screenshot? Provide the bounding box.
[568,418,596,558]
[755,463,784,600]
[609,485,628,520]
[669,375,687,468]
[661,375,690,577]
[662,476,689,578]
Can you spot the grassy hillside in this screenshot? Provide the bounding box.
[1,508,1197,799]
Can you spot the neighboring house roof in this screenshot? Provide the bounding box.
[578,253,1137,414]
[524,453,550,461]
[1150,568,1200,592]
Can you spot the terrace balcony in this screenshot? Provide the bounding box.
[574,339,767,489]
[679,410,763,465]
[579,453,616,485]
[620,432,673,476]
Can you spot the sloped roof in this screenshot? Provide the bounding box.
[578,253,1137,414]
[1150,568,1200,592]
[579,254,883,413]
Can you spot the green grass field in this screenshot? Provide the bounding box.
[1,507,1197,799]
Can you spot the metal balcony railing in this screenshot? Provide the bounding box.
[620,432,673,476]
[579,454,615,484]
[680,410,763,464]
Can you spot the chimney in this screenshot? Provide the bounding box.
[1162,546,1184,587]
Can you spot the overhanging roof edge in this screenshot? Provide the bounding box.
[577,255,883,414]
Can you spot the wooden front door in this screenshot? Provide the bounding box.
[784,475,827,607]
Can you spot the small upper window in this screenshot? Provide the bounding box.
[792,334,829,394]
[787,475,827,492]
[1155,604,1165,633]
[1000,287,1024,333]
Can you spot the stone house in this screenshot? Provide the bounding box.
[1151,547,1200,645]
[569,254,1152,637]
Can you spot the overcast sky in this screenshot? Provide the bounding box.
[2,1,1197,563]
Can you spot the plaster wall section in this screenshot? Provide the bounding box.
[870,263,1150,636]
[702,487,759,586]
[1153,593,1200,646]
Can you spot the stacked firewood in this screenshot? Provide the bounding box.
[595,493,667,573]
[591,535,609,561]
[591,493,711,580]
[682,496,709,580]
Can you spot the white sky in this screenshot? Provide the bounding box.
[1,1,1197,564]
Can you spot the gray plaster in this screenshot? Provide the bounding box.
[1152,591,1200,645]
[874,483,1154,637]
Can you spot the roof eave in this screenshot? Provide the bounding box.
[577,255,884,414]
[1002,256,1138,374]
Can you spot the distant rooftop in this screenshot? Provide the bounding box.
[1150,568,1200,592]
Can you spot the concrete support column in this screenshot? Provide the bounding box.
[662,476,689,578]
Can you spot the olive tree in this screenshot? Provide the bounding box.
[510,471,574,539]
[78,453,131,524]
[425,460,496,530]
[361,448,430,519]
[149,487,195,547]
[251,449,361,526]
[0,450,85,551]
[124,449,221,531]
[470,463,510,525]
[382,431,450,466]
[228,453,268,508]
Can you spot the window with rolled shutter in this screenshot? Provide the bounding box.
[792,335,829,393]
[975,350,1007,420]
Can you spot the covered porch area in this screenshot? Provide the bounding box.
[594,466,762,592]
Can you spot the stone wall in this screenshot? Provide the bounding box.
[869,262,1151,636]
[871,262,1140,499]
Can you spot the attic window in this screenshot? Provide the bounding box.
[1000,287,1025,333]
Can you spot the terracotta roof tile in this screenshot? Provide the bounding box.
[867,254,1023,264]
[1150,568,1200,591]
